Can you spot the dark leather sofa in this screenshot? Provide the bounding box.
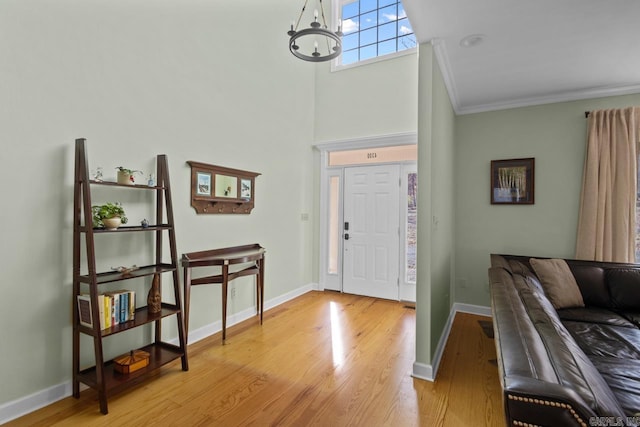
[489,254,640,427]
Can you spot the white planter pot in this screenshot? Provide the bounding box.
[117,170,133,185]
[102,217,122,230]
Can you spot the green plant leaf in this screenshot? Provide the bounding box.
[91,202,128,228]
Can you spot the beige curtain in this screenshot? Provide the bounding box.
[575,107,640,262]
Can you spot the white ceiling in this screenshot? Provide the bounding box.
[403,0,640,114]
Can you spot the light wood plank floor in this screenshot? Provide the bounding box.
[6,291,504,426]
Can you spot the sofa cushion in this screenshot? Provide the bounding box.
[508,259,532,276]
[589,357,640,416]
[530,258,585,309]
[569,265,611,308]
[564,321,640,414]
[621,311,640,329]
[606,269,640,310]
[490,254,512,272]
[524,274,545,293]
[557,307,636,328]
[563,321,640,360]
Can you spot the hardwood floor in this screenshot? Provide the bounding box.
[6,291,504,426]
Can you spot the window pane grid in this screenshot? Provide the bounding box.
[339,0,416,66]
[377,36,397,43]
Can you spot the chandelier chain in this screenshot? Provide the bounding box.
[318,0,329,28]
[318,0,331,51]
[294,0,311,31]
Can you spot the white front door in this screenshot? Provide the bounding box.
[343,165,400,300]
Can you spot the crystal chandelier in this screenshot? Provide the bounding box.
[287,0,343,62]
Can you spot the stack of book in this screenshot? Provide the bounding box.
[77,290,136,330]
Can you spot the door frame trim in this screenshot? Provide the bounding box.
[314,132,417,152]
[314,132,417,298]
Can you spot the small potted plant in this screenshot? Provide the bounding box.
[116,166,142,185]
[92,202,128,229]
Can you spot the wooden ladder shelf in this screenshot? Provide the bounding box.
[72,138,188,414]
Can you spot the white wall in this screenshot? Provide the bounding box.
[313,54,418,142]
[0,0,316,408]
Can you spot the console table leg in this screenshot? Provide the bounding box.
[183,267,192,345]
[222,264,229,343]
[259,257,265,325]
[255,266,260,318]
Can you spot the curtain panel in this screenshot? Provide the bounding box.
[575,107,640,263]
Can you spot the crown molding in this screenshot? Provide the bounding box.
[456,84,640,115]
[431,39,462,115]
[429,39,640,115]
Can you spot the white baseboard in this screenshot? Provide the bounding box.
[452,302,492,317]
[411,362,434,381]
[0,382,72,425]
[411,303,491,382]
[0,283,318,425]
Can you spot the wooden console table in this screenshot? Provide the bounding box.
[181,243,265,344]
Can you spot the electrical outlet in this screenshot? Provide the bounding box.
[230,285,236,299]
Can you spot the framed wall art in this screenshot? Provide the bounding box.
[490,158,535,205]
[187,160,260,214]
[240,179,252,199]
[196,172,212,196]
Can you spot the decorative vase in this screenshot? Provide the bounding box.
[117,170,134,185]
[102,217,122,230]
[147,274,161,314]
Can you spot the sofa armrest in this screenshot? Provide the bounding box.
[504,376,597,426]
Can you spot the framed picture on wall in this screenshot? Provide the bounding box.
[196,172,212,196]
[490,158,535,204]
[240,179,252,199]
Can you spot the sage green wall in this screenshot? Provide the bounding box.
[0,0,315,407]
[313,53,418,142]
[415,44,434,367]
[454,93,640,307]
[415,43,455,367]
[429,54,456,356]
